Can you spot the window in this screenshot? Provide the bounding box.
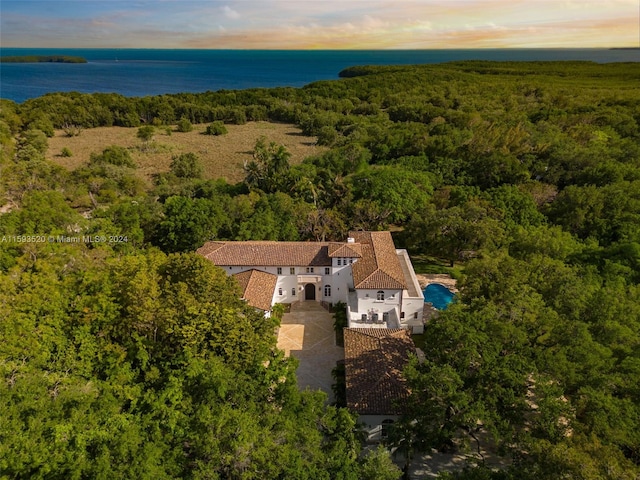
[277,267,282,275]
[306,267,314,273]
[292,288,296,296]
[401,311,405,319]
[337,258,342,266]
[414,312,419,319]
[290,267,295,274]
[381,419,395,439]
[324,285,331,297]
[376,291,385,301]
[325,267,330,275]
[349,258,353,264]
[278,288,283,296]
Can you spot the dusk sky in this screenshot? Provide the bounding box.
[1,0,638,49]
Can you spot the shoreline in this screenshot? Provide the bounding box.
[0,55,87,63]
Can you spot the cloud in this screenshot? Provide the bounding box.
[222,5,240,20]
[1,0,637,49]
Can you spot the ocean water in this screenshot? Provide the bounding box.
[1,48,638,103]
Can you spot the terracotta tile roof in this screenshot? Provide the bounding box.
[197,241,331,267]
[197,231,407,291]
[349,231,407,290]
[233,269,277,311]
[196,241,225,257]
[328,243,363,258]
[344,328,414,415]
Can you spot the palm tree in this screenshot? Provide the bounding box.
[243,159,264,190]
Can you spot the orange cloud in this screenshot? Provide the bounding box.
[2,0,638,49]
[183,13,638,49]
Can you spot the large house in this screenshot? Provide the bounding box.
[197,231,425,333]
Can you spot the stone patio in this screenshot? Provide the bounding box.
[415,273,458,292]
[277,300,344,403]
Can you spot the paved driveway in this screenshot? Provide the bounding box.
[277,301,343,402]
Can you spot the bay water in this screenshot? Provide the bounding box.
[1,48,638,103]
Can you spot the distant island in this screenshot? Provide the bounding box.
[0,55,87,63]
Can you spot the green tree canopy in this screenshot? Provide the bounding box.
[169,152,203,179]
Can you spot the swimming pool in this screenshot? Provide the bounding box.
[423,283,455,310]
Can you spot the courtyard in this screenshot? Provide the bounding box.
[276,301,343,403]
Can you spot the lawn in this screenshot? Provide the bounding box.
[46,121,326,183]
[410,253,464,278]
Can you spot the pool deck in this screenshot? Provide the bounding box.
[415,274,458,293]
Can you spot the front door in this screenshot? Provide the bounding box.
[304,283,316,301]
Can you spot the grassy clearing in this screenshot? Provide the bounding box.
[410,253,464,278]
[46,121,325,183]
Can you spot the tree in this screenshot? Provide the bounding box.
[0,250,370,478]
[0,190,83,235]
[408,200,506,267]
[359,446,401,480]
[509,225,584,261]
[170,152,203,179]
[154,196,227,252]
[243,136,292,193]
[348,165,433,226]
[16,129,48,161]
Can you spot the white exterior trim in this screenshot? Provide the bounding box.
[207,236,425,333]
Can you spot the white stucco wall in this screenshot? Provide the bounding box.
[401,293,425,334]
[224,265,350,305]
[220,254,424,329]
[325,257,355,304]
[358,415,400,443]
[274,272,301,303]
[355,289,402,316]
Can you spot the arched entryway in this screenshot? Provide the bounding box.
[304,283,316,301]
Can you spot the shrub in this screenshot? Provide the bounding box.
[176,117,193,133]
[332,301,348,346]
[316,126,338,146]
[62,123,83,137]
[136,125,155,142]
[60,147,72,157]
[205,121,228,136]
[90,145,136,168]
[170,152,203,179]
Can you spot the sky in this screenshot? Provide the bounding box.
[1,0,638,49]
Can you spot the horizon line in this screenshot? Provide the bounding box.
[2,46,638,51]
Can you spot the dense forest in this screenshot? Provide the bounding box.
[1,60,640,479]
